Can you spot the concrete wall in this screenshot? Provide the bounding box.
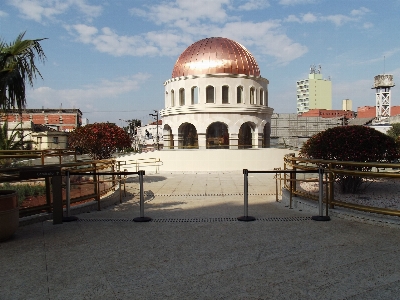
[117,148,298,173]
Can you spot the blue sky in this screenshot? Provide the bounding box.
[1,0,400,125]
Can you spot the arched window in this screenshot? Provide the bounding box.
[265,90,268,106]
[191,86,198,104]
[259,89,264,105]
[237,86,243,103]
[171,89,175,107]
[222,86,229,104]
[250,87,255,104]
[179,88,185,106]
[206,86,215,103]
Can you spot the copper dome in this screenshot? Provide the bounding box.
[171,37,260,78]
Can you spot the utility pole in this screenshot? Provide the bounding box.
[149,110,159,150]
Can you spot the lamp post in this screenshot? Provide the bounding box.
[149,110,159,150]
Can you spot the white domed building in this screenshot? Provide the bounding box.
[160,37,273,150]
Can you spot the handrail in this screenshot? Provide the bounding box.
[283,154,400,217]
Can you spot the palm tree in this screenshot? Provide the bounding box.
[0,121,31,150]
[0,31,47,111]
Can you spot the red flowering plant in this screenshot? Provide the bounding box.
[299,125,399,193]
[68,123,131,160]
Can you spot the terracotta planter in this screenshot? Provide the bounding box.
[0,190,19,242]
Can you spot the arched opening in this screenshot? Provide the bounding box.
[250,87,255,104]
[237,86,243,103]
[171,89,175,106]
[179,88,185,106]
[259,89,264,105]
[179,123,198,149]
[163,125,174,149]
[191,86,198,104]
[238,122,253,149]
[265,90,268,106]
[206,122,229,149]
[222,85,229,104]
[206,86,215,103]
[263,123,271,148]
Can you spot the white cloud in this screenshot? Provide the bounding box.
[350,7,370,16]
[217,21,308,64]
[278,0,316,5]
[285,12,318,23]
[9,0,101,23]
[302,12,318,23]
[28,74,150,108]
[130,0,230,25]
[322,14,353,26]
[0,10,8,17]
[68,0,307,64]
[67,24,192,57]
[286,7,370,26]
[237,0,270,11]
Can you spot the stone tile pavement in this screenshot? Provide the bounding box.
[1,172,400,299]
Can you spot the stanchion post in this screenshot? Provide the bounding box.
[238,169,256,222]
[133,170,151,222]
[329,163,335,209]
[289,171,293,209]
[66,170,70,217]
[312,167,331,221]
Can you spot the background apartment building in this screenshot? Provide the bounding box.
[297,65,332,114]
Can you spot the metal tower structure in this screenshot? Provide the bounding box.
[373,74,395,121]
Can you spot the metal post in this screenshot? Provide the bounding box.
[133,170,151,222]
[66,170,70,217]
[289,172,293,209]
[238,169,256,221]
[63,170,78,222]
[52,175,63,225]
[312,167,331,221]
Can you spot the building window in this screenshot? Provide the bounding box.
[37,137,42,144]
[179,88,185,106]
[222,86,229,104]
[259,89,264,105]
[191,86,198,104]
[250,87,255,104]
[237,86,243,103]
[53,137,59,144]
[206,86,215,103]
[171,89,175,106]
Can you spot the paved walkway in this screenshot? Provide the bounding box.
[1,172,400,299]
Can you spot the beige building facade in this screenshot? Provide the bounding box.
[297,66,332,113]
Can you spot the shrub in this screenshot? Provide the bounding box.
[68,123,131,160]
[300,125,399,193]
[0,182,46,204]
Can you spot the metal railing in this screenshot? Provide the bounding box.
[117,158,162,173]
[283,154,400,217]
[0,159,119,217]
[0,149,77,166]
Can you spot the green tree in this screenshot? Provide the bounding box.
[300,125,399,193]
[0,32,47,111]
[0,121,29,150]
[68,123,131,160]
[387,123,400,141]
[0,121,33,167]
[122,119,141,135]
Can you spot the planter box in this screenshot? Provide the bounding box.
[0,190,19,242]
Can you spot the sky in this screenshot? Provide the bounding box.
[1,0,400,126]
